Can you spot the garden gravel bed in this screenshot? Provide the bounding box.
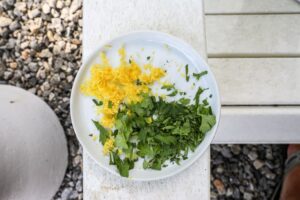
[211,144,286,200]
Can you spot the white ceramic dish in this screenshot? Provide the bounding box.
[71,31,220,181]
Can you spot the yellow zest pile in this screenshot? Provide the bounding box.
[102,137,115,155]
[80,47,165,128]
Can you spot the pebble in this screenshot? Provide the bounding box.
[253,160,264,170]
[0,62,5,78]
[216,166,224,174]
[28,63,38,72]
[67,75,74,83]
[213,179,225,195]
[51,8,60,18]
[14,2,27,12]
[56,0,64,9]
[28,9,40,19]
[42,3,51,14]
[9,62,18,69]
[27,18,42,33]
[248,151,258,161]
[49,93,55,101]
[221,147,232,158]
[5,0,15,6]
[3,71,12,80]
[76,180,83,192]
[9,21,20,31]
[70,0,82,13]
[6,39,16,49]
[230,145,241,155]
[50,18,63,32]
[50,74,61,84]
[0,16,12,27]
[73,155,81,167]
[243,192,254,200]
[226,187,233,197]
[61,188,72,200]
[39,49,52,58]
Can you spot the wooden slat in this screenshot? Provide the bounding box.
[206,15,300,57]
[209,58,300,105]
[83,1,211,199]
[84,150,211,200]
[83,0,207,61]
[205,0,300,14]
[213,106,300,144]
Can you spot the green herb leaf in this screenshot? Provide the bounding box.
[199,115,216,133]
[115,132,129,149]
[185,64,189,82]
[179,98,190,105]
[93,99,103,106]
[108,100,113,108]
[92,120,109,145]
[110,152,131,177]
[154,135,177,144]
[192,71,208,80]
[167,90,178,97]
[194,87,204,106]
[161,84,175,91]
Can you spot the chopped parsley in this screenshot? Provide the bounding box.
[92,88,216,177]
[185,64,190,82]
[92,99,103,106]
[193,71,208,80]
[108,101,113,108]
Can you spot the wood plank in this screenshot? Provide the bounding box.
[83,0,207,61]
[213,106,300,144]
[83,1,211,199]
[84,150,211,200]
[205,0,300,14]
[209,58,300,105]
[206,15,300,57]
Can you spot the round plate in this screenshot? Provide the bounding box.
[0,85,68,199]
[71,31,220,181]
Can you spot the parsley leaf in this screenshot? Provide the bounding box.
[167,90,178,97]
[193,71,208,80]
[179,98,190,105]
[199,114,216,133]
[93,99,103,106]
[161,84,175,91]
[108,101,113,108]
[92,120,109,145]
[185,64,190,82]
[115,132,129,149]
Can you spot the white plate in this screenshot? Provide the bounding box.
[71,31,221,181]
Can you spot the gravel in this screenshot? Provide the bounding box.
[0,0,82,199]
[211,144,286,200]
[1,1,288,200]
